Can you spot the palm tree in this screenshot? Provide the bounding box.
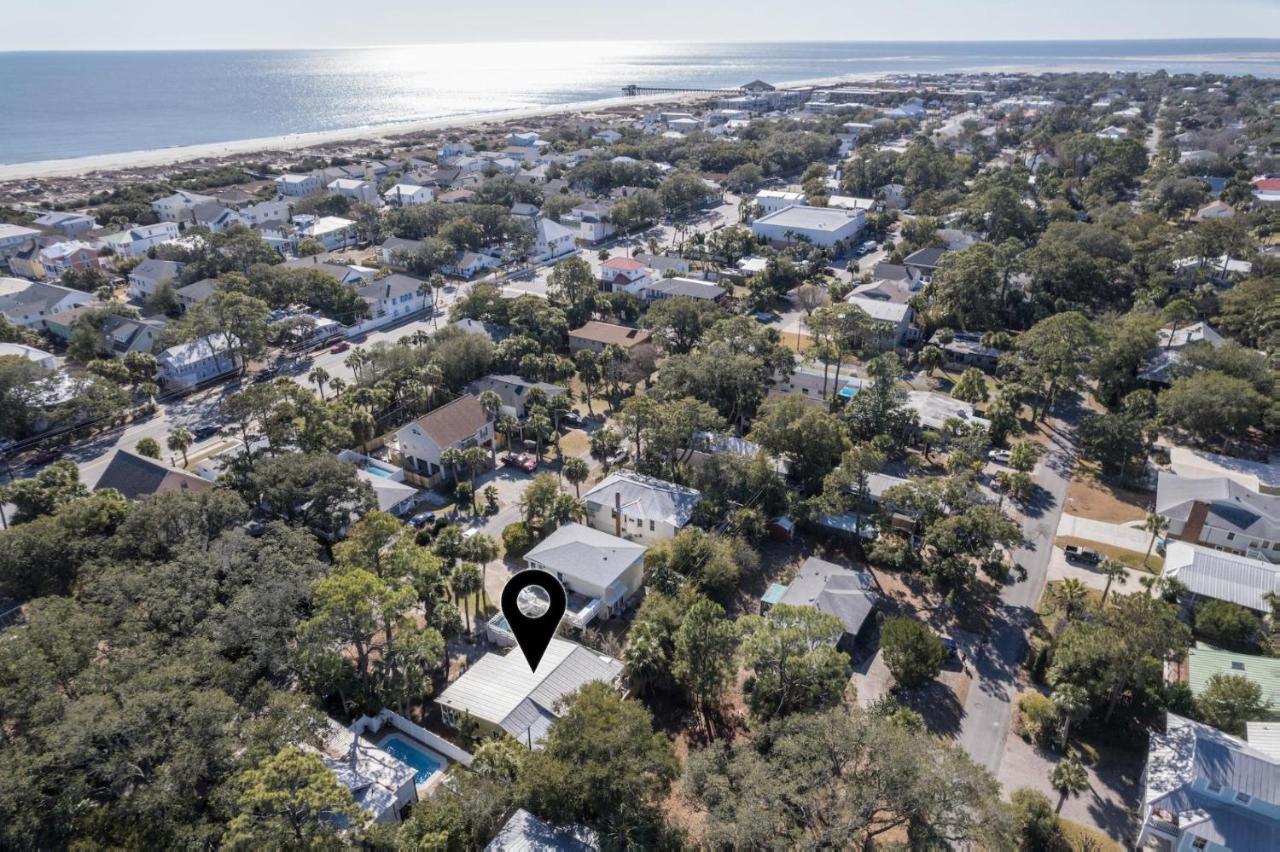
[477,390,503,466]
[308,366,330,400]
[328,377,347,398]
[1142,513,1168,570]
[1050,579,1089,622]
[451,562,482,635]
[440,447,464,486]
[167,427,194,467]
[1098,558,1127,606]
[1051,684,1090,749]
[526,411,552,463]
[461,446,488,492]
[562,457,590,497]
[1049,755,1089,813]
[430,274,447,327]
[344,348,367,382]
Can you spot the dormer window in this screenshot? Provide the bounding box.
[1235,792,1251,804]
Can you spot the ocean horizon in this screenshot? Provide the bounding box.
[2,38,1277,166]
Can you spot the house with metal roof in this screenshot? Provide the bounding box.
[640,276,726,304]
[485,808,598,851]
[1186,642,1280,709]
[1158,472,1280,564]
[523,523,647,626]
[750,205,865,251]
[1163,541,1280,615]
[1138,713,1280,851]
[157,333,240,389]
[1139,321,1227,386]
[581,470,701,545]
[435,638,623,748]
[765,557,879,650]
[904,390,990,432]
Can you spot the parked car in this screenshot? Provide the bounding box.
[606,449,629,467]
[193,424,222,441]
[1064,545,1102,565]
[330,341,351,354]
[252,368,277,383]
[988,449,1012,465]
[28,448,63,467]
[408,510,437,529]
[501,452,538,473]
[752,311,779,324]
[559,412,584,429]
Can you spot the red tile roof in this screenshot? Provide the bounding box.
[602,256,646,271]
[1253,178,1280,192]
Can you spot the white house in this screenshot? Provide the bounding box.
[0,224,41,257]
[524,523,648,626]
[297,216,358,252]
[904,390,990,432]
[328,178,380,206]
[96,222,180,257]
[237,199,292,227]
[0,341,57,369]
[754,189,806,215]
[0,278,95,328]
[593,129,622,144]
[394,394,494,480]
[337,449,421,516]
[751,206,865,252]
[532,217,577,262]
[486,809,598,852]
[151,190,216,222]
[1157,474,1279,563]
[1137,713,1280,851]
[274,173,323,197]
[569,202,615,243]
[847,296,912,349]
[581,470,701,545]
[127,258,184,301]
[354,274,429,332]
[157,333,240,389]
[598,256,651,294]
[382,184,434,207]
[436,638,623,746]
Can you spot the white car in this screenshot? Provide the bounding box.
[988,449,1012,465]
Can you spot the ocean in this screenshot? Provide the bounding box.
[1,39,1277,166]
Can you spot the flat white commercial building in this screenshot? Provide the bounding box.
[751,205,865,251]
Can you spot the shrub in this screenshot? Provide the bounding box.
[1017,692,1059,745]
[1195,599,1261,648]
[501,521,537,560]
[881,616,946,688]
[1009,787,1060,850]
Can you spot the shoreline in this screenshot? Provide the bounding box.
[0,70,895,183]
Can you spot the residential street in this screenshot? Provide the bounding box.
[956,412,1077,773]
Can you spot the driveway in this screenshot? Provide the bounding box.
[1056,514,1152,552]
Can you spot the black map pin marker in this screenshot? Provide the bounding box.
[501,569,567,672]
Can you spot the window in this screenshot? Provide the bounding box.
[1226,532,1236,541]
[649,520,655,531]
[1207,781,1222,793]
[1191,837,1207,850]
[1231,661,1245,671]
[1235,792,1252,804]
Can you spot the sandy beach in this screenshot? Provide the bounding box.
[0,72,890,185]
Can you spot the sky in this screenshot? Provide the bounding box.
[3,0,1279,50]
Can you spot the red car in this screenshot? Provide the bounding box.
[501,452,538,473]
[329,341,351,354]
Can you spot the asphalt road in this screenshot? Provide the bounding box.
[956,414,1077,773]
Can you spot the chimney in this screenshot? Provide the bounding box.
[615,492,622,537]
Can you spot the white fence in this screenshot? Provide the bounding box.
[352,709,474,767]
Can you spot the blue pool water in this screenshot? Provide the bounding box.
[362,465,397,479]
[379,734,446,785]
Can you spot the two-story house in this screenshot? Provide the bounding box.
[354,274,428,332]
[597,256,651,295]
[151,190,217,222]
[127,258,184,301]
[467,374,567,419]
[37,241,99,276]
[523,523,648,626]
[156,333,241,389]
[274,173,323,197]
[395,394,494,481]
[1138,713,1280,851]
[581,470,701,545]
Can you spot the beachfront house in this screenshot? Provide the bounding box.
[275,173,323,197]
[296,215,358,252]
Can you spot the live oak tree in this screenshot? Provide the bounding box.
[881,616,946,688]
[738,604,851,720]
[1195,673,1270,736]
[684,707,1012,849]
[1003,311,1099,420]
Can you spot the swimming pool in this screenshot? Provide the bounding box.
[362,464,397,479]
[378,733,447,785]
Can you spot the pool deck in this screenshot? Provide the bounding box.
[367,729,451,795]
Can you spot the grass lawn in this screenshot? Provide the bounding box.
[1066,464,1152,524]
[1059,818,1123,851]
[1054,536,1163,574]
[558,429,591,460]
